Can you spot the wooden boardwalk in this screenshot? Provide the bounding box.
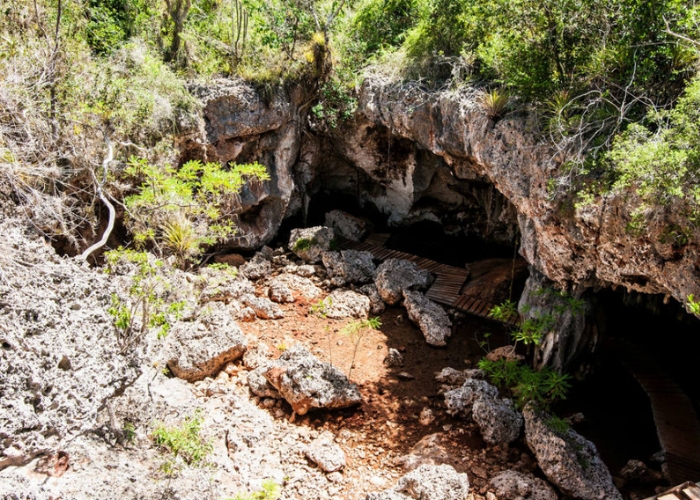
[339,236,519,326]
[609,339,700,484]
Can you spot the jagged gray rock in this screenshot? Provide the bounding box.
[289,226,335,263]
[375,259,433,306]
[163,303,248,382]
[489,470,558,500]
[523,406,622,500]
[322,250,377,285]
[269,273,323,301]
[268,279,294,303]
[263,344,362,415]
[323,289,371,319]
[472,396,523,445]
[241,294,285,319]
[394,433,450,471]
[239,253,272,281]
[243,343,272,370]
[199,271,255,304]
[324,210,371,241]
[395,464,470,500]
[359,283,386,315]
[402,290,452,346]
[247,366,280,399]
[305,435,347,472]
[444,378,499,418]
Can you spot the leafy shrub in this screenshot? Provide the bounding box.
[152,409,212,474]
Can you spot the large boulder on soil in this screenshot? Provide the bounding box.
[523,406,622,500]
[164,303,248,382]
[444,378,498,418]
[489,470,558,500]
[262,345,362,415]
[289,226,335,263]
[395,464,470,500]
[239,253,272,281]
[402,290,452,346]
[323,289,371,319]
[325,210,371,242]
[375,259,433,305]
[322,250,377,285]
[199,271,255,304]
[268,273,323,302]
[472,396,523,445]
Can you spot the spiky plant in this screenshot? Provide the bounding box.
[479,88,510,119]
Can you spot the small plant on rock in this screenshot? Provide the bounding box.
[227,479,281,500]
[478,88,510,119]
[152,409,212,476]
[292,237,313,252]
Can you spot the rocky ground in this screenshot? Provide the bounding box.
[0,212,671,500]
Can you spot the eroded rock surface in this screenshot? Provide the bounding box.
[325,210,371,241]
[523,406,622,500]
[472,396,523,445]
[322,249,377,285]
[323,289,371,319]
[375,259,433,306]
[262,345,362,415]
[402,290,452,346]
[489,470,558,500]
[305,435,347,472]
[289,226,335,263]
[164,303,248,382]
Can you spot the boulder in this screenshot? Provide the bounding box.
[324,210,371,242]
[247,366,280,399]
[444,378,498,418]
[402,290,452,346]
[375,259,433,305]
[489,470,558,500]
[239,253,272,281]
[435,367,485,386]
[305,435,347,472]
[269,273,323,301]
[384,348,404,367]
[164,303,248,382]
[395,464,470,500]
[523,406,623,500]
[242,343,271,370]
[394,433,450,471]
[472,396,523,445]
[322,250,377,285]
[262,345,362,415]
[359,284,386,315]
[199,272,255,304]
[268,280,294,303]
[241,294,285,319]
[289,226,335,263]
[322,289,371,319]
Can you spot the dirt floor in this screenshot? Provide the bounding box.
[237,288,670,500]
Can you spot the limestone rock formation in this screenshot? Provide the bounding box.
[241,294,285,319]
[402,290,452,346]
[323,289,371,319]
[472,396,523,445]
[262,345,362,415]
[305,435,347,472]
[375,259,433,306]
[359,283,386,315]
[523,406,622,500]
[239,253,272,281]
[395,464,470,500]
[325,210,371,241]
[489,470,558,500]
[444,379,499,418]
[269,273,323,301]
[322,249,377,285]
[164,303,248,382]
[289,226,335,263]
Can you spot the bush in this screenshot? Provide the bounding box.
[152,409,212,475]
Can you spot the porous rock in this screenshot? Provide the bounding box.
[402,290,452,346]
[199,271,255,303]
[322,250,377,284]
[241,294,285,319]
[289,226,335,263]
[473,396,523,445]
[359,283,386,315]
[325,210,371,242]
[394,433,450,471]
[395,464,470,500]
[163,302,248,382]
[247,366,280,399]
[323,289,371,319]
[269,273,322,301]
[305,435,347,472]
[489,470,558,500]
[262,344,362,415]
[444,378,498,418]
[268,279,294,303]
[243,343,271,370]
[239,253,272,281]
[523,406,622,500]
[375,259,433,305]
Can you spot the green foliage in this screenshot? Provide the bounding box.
[478,88,509,119]
[488,299,517,322]
[227,479,281,500]
[339,316,382,379]
[310,297,332,317]
[152,409,212,475]
[105,248,184,346]
[687,294,700,316]
[478,358,572,410]
[311,78,358,129]
[124,158,269,267]
[293,237,313,252]
[545,415,570,433]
